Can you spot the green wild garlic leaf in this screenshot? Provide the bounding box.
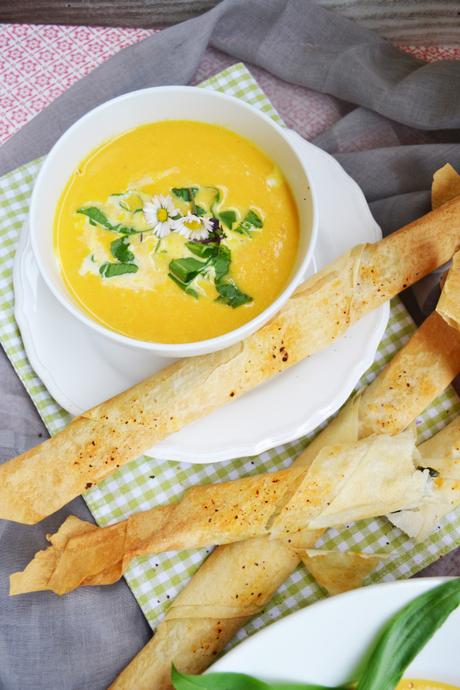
[218,210,237,229]
[171,666,344,690]
[168,273,199,298]
[185,243,230,281]
[213,245,231,282]
[186,242,219,259]
[169,257,208,284]
[216,281,252,308]
[111,236,135,263]
[77,206,138,235]
[172,580,460,690]
[99,262,138,278]
[235,209,263,236]
[172,187,199,202]
[355,578,460,690]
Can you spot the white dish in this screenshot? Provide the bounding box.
[212,578,459,685]
[29,86,317,357]
[14,132,389,463]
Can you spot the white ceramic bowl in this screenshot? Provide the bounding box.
[29,86,317,357]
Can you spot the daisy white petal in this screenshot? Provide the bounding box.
[154,221,173,238]
[144,194,180,237]
[143,201,158,227]
[173,213,212,241]
[163,195,179,216]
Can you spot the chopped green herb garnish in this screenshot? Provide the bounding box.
[213,245,231,282]
[99,262,138,278]
[215,281,252,308]
[169,257,207,284]
[111,236,134,263]
[218,210,237,229]
[246,209,263,228]
[234,209,263,236]
[172,187,199,202]
[168,273,199,299]
[210,187,221,215]
[77,206,111,226]
[186,242,218,259]
[77,206,138,235]
[184,243,230,281]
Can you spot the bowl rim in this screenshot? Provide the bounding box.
[29,85,318,355]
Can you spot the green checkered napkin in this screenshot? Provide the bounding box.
[1,63,460,646]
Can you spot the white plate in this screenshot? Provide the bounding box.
[14,133,389,463]
[213,578,459,685]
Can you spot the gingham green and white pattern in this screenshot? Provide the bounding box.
[1,63,460,648]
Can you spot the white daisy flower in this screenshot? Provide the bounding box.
[173,213,213,241]
[143,194,179,238]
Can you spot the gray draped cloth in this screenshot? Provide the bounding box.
[1,1,460,688]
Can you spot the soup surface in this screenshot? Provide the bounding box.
[398,681,459,690]
[54,120,299,343]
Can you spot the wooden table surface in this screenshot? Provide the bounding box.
[0,0,219,27]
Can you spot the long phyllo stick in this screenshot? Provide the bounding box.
[106,167,460,690]
[2,196,460,525]
[98,166,460,690]
[11,189,460,594]
[10,251,460,593]
[10,245,460,599]
[9,428,428,596]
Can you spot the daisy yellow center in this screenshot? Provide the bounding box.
[157,208,168,222]
[185,219,202,230]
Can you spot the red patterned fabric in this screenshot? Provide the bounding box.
[0,23,459,147]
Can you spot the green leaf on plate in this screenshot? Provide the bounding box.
[215,280,252,308]
[171,666,344,690]
[111,236,135,263]
[99,262,138,278]
[172,580,460,690]
[355,578,460,690]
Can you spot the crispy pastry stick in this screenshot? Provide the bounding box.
[108,260,460,690]
[389,414,460,541]
[298,549,388,596]
[388,235,460,540]
[10,430,427,596]
[2,197,460,524]
[110,414,460,690]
